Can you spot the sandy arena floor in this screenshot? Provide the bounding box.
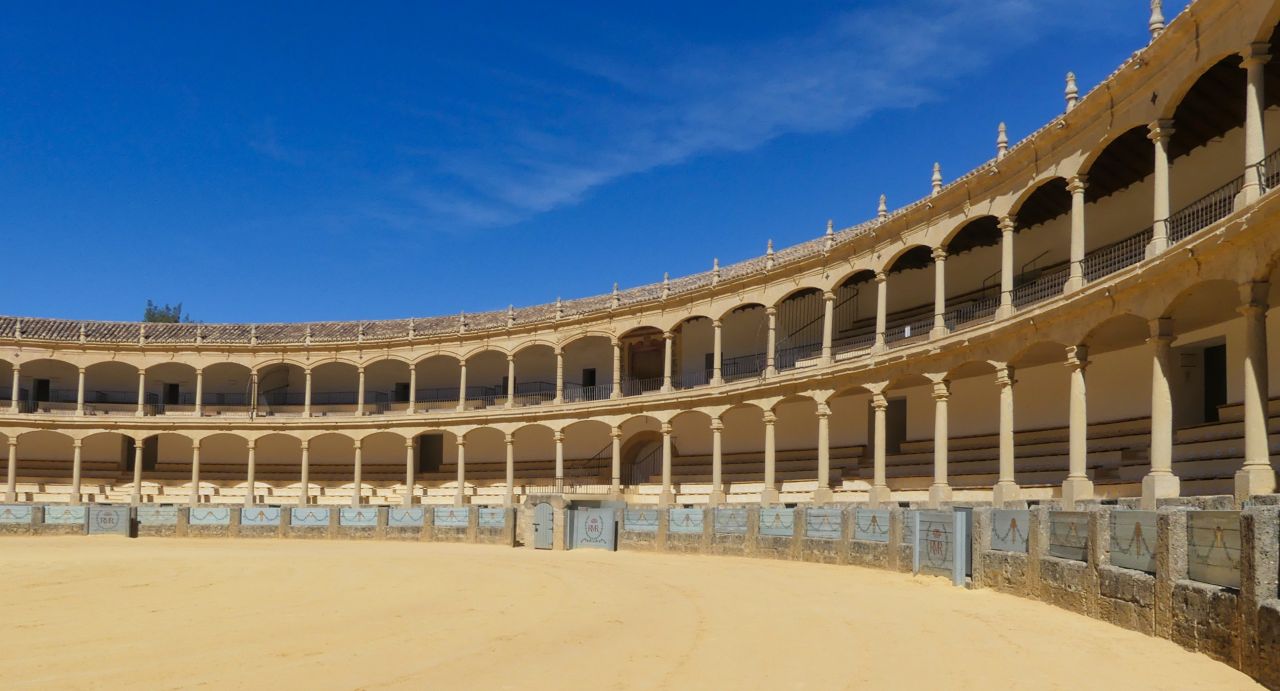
[0,537,1261,690]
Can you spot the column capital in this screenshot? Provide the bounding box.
[711,318,722,328]
[246,440,256,451]
[1149,316,1174,342]
[1239,280,1270,311]
[405,438,416,449]
[7,438,16,448]
[553,430,564,443]
[1067,175,1088,194]
[456,438,466,449]
[77,366,87,375]
[871,393,888,410]
[998,215,1015,233]
[709,417,724,432]
[1242,42,1271,67]
[931,246,947,261]
[1147,119,1175,142]
[1065,344,1089,370]
[765,306,777,317]
[506,353,515,363]
[995,364,1015,387]
[931,380,951,400]
[357,365,365,374]
[609,427,622,439]
[505,433,515,445]
[352,439,362,450]
[874,271,887,284]
[815,403,831,418]
[660,422,672,434]
[662,331,674,341]
[823,290,836,302]
[72,438,83,448]
[761,410,777,425]
[299,440,308,450]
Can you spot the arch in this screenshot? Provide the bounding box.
[945,359,998,380]
[15,358,78,410]
[561,334,614,401]
[410,351,462,367]
[940,214,1000,251]
[1081,313,1151,354]
[511,339,558,357]
[460,345,510,362]
[715,301,766,322]
[258,361,309,408]
[200,362,253,408]
[511,343,556,405]
[771,285,824,309]
[1080,126,1153,202]
[1159,56,1246,145]
[82,361,141,408]
[414,354,462,409]
[363,358,412,408]
[559,329,616,349]
[1160,279,1241,334]
[1008,341,1070,369]
[1010,178,1071,232]
[827,267,877,293]
[877,243,933,275]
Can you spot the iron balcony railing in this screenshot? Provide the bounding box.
[775,342,822,371]
[946,294,1000,330]
[676,370,710,390]
[833,333,876,360]
[563,382,612,402]
[1258,149,1280,192]
[722,353,766,382]
[415,387,460,405]
[885,314,933,346]
[621,377,663,397]
[1167,175,1242,244]
[1011,265,1070,309]
[1082,227,1152,282]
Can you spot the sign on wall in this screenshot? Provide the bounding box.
[991,510,1030,553]
[571,508,616,551]
[433,506,470,528]
[624,509,658,533]
[87,505,130,535]
[1110,510,1157,573]
[913,510,966,586]
[758,507,794,538]
[339,507,379,527]
[136,505,178,526]
[241,507,282,527]
[387,507,425,527]
[289,508,329,528]
[1048,511,1089,561]
[1187,511,1241,589]
[668,508,704,535]
[854,508,890,543]
[714,507,748,535]
[804,508,843,540]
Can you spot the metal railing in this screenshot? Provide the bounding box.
[775,342,822,370]
[1011,265,1070,309]
[676,370,710,390]
[1082,227,1152,282]
[722,353,766,382]
[415,387,459,405]
[621,377,663,397]
[885,314,933,346]
[833,333,876,360]
[946,294,1000,329]
[1258,149,1280,192]
[563,383,612,402]
[1167,175,1242,244]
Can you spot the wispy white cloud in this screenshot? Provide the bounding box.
[386,0,1090,230]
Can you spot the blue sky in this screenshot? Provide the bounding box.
[0,1,1188,323]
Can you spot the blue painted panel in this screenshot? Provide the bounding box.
[387,507,425,527]
[571,509,616,550]
[43,505,88,525]
[901,510,916,545]
[667,508,704,535]
[758,507,794,537]
[713,507,748,535]
[88,505,130,535]
[0,504,34,524]
[339,508,379,527]
[241,507,282,527]
[1188,511,1241,589]
[136,505,177,526]
[991,510,1030,553]
[188,507,231,526]
[854,508,890,543]
[289,508,329,528]
[916,510,955,572]
[623,509,658,533]
[433,506,470,528]
[1110,510,1157,573]
[1048,511,1089,561]
[804,508,843,540]
[478,508,506,528]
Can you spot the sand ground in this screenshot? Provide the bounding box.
[0,537,1261,690]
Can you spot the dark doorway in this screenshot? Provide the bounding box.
[164,383,181,405]
[581,368,596,388]
[394,382,410,403]
[418,434,443,472]
[886,398,907,454]
[33,379,50,403]
[1203,344,1227,423]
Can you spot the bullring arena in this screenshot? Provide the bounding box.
[4,0,1280,688]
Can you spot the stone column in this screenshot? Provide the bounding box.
[454,438,467,506]
[244,440,256,507]
[610,338,622,399]
[869,392,891,506]
[187,441,200,507]
[4,438,17,502]
[765,308,777,375]
[505,355,516,408]
[75,367,86,416]
[761,410,779,503]
[1242,43,1270,205]
[298,441,310,506]
[136,369,146,416]
[1143,318,1179,508]
[661,332,674,392]
[356,367,366,416]
[1237,281,1275,500]
[505,433,516,506]
[131,442,145,504]
[929,379,952,507]
[993,364,1021,506]
[659,422,674,505]
[250,371,259,417]
[711,319,724,385]
[303,367,312,417]
[1148,119,1174,255]
[821,291,836,363]
[609,427,622,497]
[998,216,1015,318]
[70,439,83,504]
[554,347,564,404]
[709,417,725,505]
[553,430,565,493]
[404,438,416,506]
[351,440,363,507]
[874,272,888,351]
[407,365,416,414]
[9,365,20,413]
[193,367,203,417]
[814,403,833,503]
[457,360,468,411]
[1066,175,1087,291]
[931,248,948,338]
[1062,345,1094,506]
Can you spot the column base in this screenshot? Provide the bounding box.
[1140,472,1180,510]
[929,326,949,340]
[1234,465,1277,504]
[1145,237,1168,259]
[811,487,834,505]
[710,378,724,387]
[995,303,1014,320]
[868,485,893,507]
[658,489,676,506]
[927,483,952,508]
[708,488,726,506]
[760,487,780,504]
[1060,476,1094,507]
[991,481,1021,507]
[1063,274,1084,293]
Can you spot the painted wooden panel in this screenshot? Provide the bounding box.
[624,509,659,533]
[136,505,177,526]
[387,507,425,527]
[804,508,843,540]
[1109,510,1157,573]
[478,507,506,528]
[42,505,87,525]
[667,508,704,535]
[241,507,281,527]
[289,507,329,527]
[87,505,130,535]
[571,508,616,550]
[991,510,1030,553]
[758,507,794,537]
[1048,511,1089,561]
[339,507,378,527]
[0,504,34,524]
[1188,511,1242,589]
[854,509,890,543]
[433,507,470,528]
[713,507,748,535]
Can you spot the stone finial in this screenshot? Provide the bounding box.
[79,323,87,344]
[139,323,146,345]
[250,324,258,345]
[824,219,835,252]
[506,305,515,328]
[662,272,670,299]
[1149,0,1165,39]
[13,319,21,340]
[611,282,620,308]
[765,239,775,270]
[712,258,721,286]
[305,324,313,345]
[195,324,204,344]
[930,163,942,196]
[555,297,563,320]
[407,319,415,339]
[877,194,888,221]
[458,310,466,334]
[996,122,1008,160]
[1065,72,1079,111]
[357,322,365,343]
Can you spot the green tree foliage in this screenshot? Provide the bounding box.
[143,300,191,323]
